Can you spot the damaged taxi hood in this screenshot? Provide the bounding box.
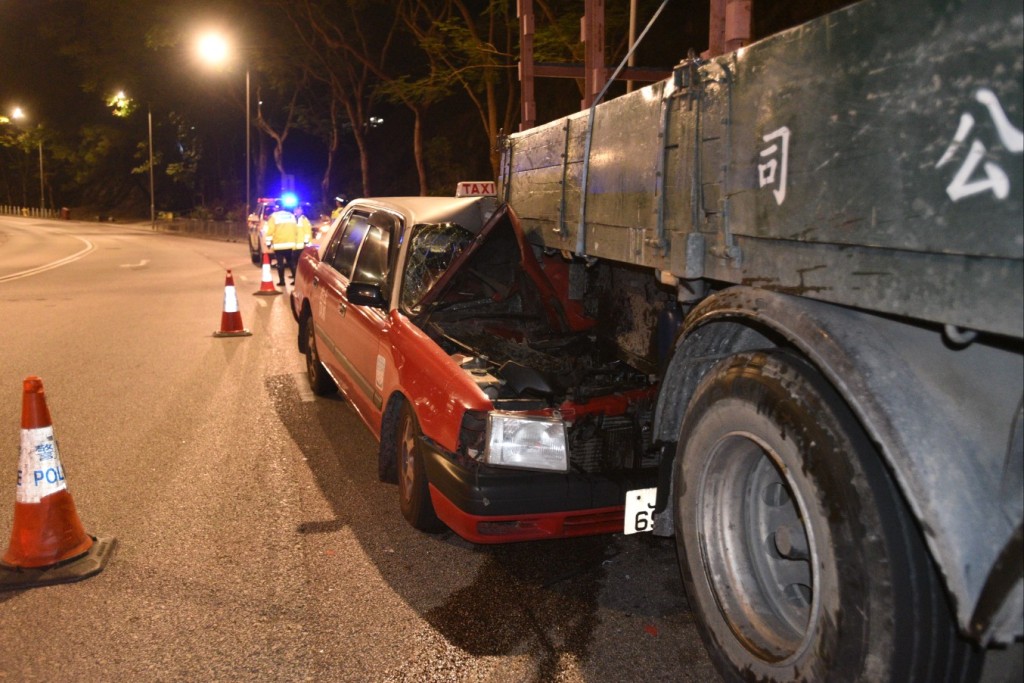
[416,204,569,332]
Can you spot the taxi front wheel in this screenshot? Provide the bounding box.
[304,317,336,396]
[396,402,444,532]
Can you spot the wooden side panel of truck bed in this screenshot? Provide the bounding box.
[501,0,1023,339]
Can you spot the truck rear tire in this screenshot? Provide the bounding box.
[673,349,979,682]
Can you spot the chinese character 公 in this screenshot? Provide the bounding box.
[937,88,1023,202]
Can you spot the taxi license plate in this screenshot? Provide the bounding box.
[624,487,658,535]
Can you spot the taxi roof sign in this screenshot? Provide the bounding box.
[455,181,496,197]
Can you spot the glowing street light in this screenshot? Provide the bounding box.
[197,32,230,66]
[110,91,131,117]
[9,107,44,212]
[196,30,251,216]
[107,91,156,229]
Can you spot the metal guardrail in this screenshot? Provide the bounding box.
[153,218,247,240]
[0,204,247,241]
[0,205,60,219]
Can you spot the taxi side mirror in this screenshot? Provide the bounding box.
[348,281,387,310]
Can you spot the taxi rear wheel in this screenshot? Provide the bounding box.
[396,402,444,532]
[304,317,336,396]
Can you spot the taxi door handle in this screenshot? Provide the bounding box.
[338,301,347,316]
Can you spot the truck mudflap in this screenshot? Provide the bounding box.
[970,522,1024,645]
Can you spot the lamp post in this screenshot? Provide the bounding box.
[10,107,44,212]
[10,108,27,206]
[197,31,250,214]
[246,68,250,216]
[148,105,155,229]
[37,140,44,212]
[112,91,155,229]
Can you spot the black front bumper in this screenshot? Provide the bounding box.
[420,437,657,518]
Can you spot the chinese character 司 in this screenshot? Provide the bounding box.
[758,126,791,206]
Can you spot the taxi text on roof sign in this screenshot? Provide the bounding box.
[455,181,496,197]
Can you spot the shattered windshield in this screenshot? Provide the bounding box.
[401,222,475,314]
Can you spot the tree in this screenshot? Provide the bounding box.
[254,75,304,191]
[397,0,519,179]
[284,0,409,197]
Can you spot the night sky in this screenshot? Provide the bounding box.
[1,2,86,127]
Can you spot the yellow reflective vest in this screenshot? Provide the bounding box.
[296,215,313,245]
[265,210,302,250]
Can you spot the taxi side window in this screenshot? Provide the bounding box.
[320,216,346,265]
[351,212,396,289]
[326,213,370,279]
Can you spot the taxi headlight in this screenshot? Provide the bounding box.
[483,412,568,472]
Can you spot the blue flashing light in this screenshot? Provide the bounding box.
[281,192,299,208]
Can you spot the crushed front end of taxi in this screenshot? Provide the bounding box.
[409,205,660,542]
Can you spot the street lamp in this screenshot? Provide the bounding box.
[148,106,154,229]
[196,30,251,216]
[110,91,155,229]
[10,107,44,213]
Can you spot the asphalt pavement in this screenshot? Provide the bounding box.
[0,216,719,682]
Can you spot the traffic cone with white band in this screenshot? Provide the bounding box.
[1,376,115,589]
[254,252,281,296]
[214,269,252,337]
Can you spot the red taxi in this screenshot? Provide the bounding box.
[290,196,658,543]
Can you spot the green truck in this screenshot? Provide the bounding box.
[499,0,1022,680]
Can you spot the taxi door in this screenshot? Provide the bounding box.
[333,210,397,424]
[312,211,371,401]
[311,208,397,425]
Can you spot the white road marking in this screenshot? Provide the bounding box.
[0,236,95,283]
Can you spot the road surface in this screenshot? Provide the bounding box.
[0,215,719,682]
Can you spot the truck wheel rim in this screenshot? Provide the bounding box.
[697,432,817,662]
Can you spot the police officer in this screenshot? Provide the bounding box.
[265,204,306,285]
[331,195,347,220]
[294,204,314,248]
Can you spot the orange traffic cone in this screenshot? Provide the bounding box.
[253,252,281,296]
[1,376,115,589]
[214,269,252,337]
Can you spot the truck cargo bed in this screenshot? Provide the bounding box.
[500,0,1023,339]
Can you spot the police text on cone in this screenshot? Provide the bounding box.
[3,377,93,567]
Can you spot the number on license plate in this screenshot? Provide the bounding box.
[624,487,657,535]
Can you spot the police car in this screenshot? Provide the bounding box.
[247,194,303,264]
